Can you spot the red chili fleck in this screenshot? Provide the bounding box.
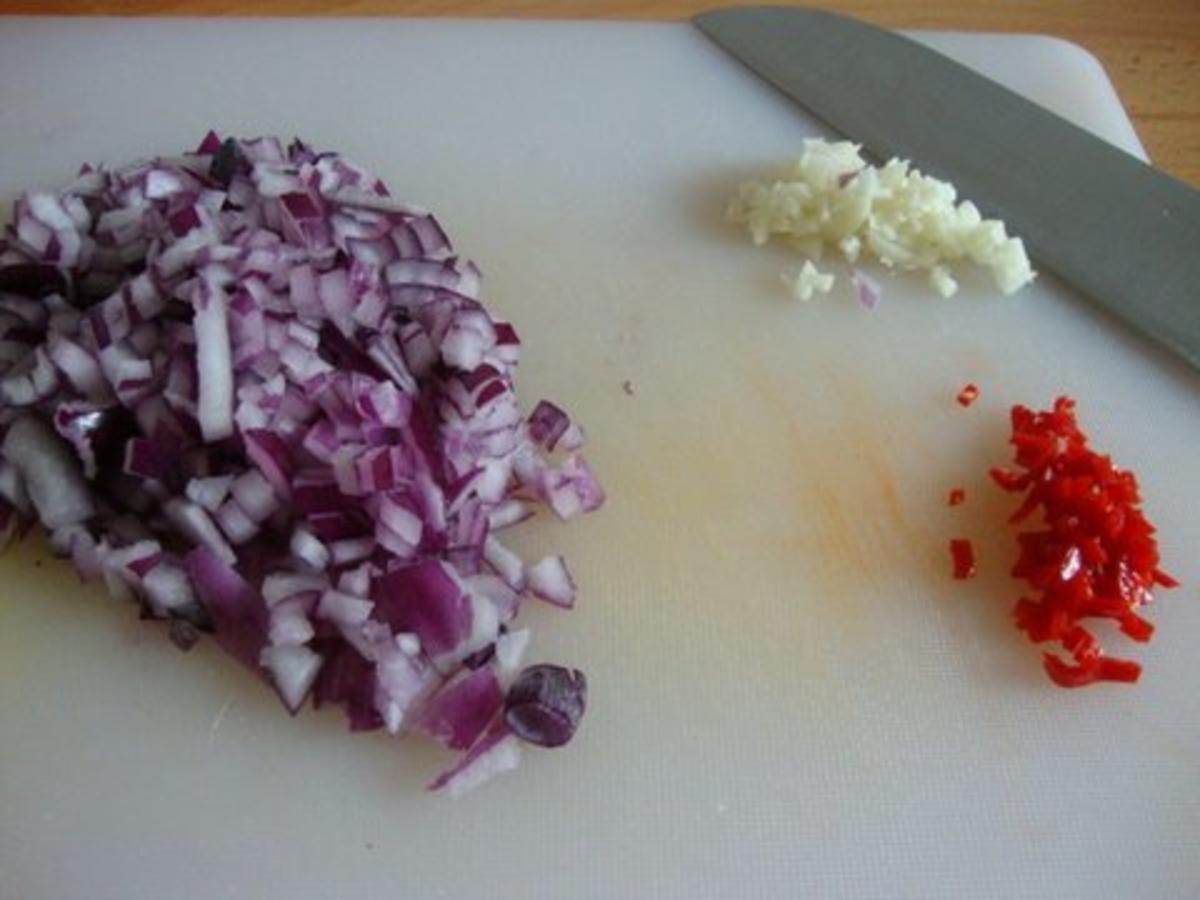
[947,487,966,506]
[956,383,980,407]
[949,538,976,579]
[1043,654,1141,688]
[988,467,1027,491]
[1154,569,1180,589]
[993,395,1177,688]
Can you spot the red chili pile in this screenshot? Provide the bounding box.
[990,396,1176,687]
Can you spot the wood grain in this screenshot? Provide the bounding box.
[2,0,1197,186]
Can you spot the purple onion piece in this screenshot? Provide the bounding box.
[416,666,503,750]
[526,399,570,451]
[196,130,223,155]
[371,559,472,657]
[504,664,587,748]
[311,637,383,731]
[852,268,882,311]
[184,546,269,675]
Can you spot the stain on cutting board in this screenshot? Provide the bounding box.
[747,359,944,608]
[568,327,957,726]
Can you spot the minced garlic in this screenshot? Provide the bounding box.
[728,139,1035,299]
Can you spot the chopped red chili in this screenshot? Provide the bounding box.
[1043,654,1142,688]
[947,487,966,506]
[956,383,980,407]
[994,396,1177,688]
[949,538,976,579]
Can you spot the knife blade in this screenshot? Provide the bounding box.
[694,6,1200,371]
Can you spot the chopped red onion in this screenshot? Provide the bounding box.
[0,135,605,795]
[192,275,235,440]
[268,595,317,646]
[415,666,504,751]
[317,588,374,628]
[852,268,882,310]
[428,718,522,797]
[372,559,473,660]
[185,475,234,513]
[329,536,375,566]
[336,562,372,598]
[464,572,521,622]
[261,571,329,607]
[2,416,95,528]
[260,643,323,713]
[185,546,269,673]
[374,643,436,733]
[487,498,532,531]
[527,399,586,452]
[494,627,530,683]
[504,664,587,748]
[483,534,527,592]
[289,525,330,571]
[527,555,577,609]
[141,559,198,617]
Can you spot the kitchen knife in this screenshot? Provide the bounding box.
[694,6,1200,371]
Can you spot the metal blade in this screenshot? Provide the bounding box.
[695,6,1200,370]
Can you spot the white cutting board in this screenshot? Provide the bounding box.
[1,18,1198,900]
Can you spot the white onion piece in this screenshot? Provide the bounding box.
[330,537,374,566]
[317,589,374,628]
[289,526,330,571]
[465,573,521,622]
[262,571,329,607]
[337,563,372,598]
[440,730,522,798]
[462,592,501,659]
[48,336,107,398]
[378,495,423,546]
[164,498,236,565]
[268,597,316,646]
[487,499,532,531]
[374,646,434,734]
[142,562,197,615]
[1,416,94,529]
[483,535,526,592]
[260,644,323,714]
[215,499,259,545]
[230,470,278,522]
[193,276,235,441]
[185,475,235,513]
[527,555,576,609]
[495,628,531,685]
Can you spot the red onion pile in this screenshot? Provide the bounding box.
[0,134,602,794]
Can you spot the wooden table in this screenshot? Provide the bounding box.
[3,1,1198,187]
